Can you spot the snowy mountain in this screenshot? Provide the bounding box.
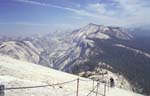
[0,32,63,67]
[0,23,150,95]
[0,41,40,64]
[49,23,150,95]
[74,23,132,39]
[0,55,144,96]
[50,23,133,70]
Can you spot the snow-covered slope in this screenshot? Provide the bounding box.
[0,41,40,64]
[0,55,144,96]
[0,31,65,67]
[0,23,149,95]
[49,23,150,94]
[70,23,132,40]
[50,23,133,70]
[114,44,150,58]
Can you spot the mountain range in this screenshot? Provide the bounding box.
[0,23,150,95]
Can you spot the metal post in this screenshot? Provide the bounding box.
[76,78,79,96]
[93,80,95,90]
[107,81,109,92]
[96,82,99,96]
[0,85,4,96]
[104,81,107,96]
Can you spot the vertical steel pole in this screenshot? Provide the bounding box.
[0,85,4,96]
[93,80,95,90]
[76,78,79,96]
[96,82,99,96]
[107,81,109,92]
[104,81,107,96]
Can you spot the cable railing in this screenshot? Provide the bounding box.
[0,78,109,96]
[4,79,77,91]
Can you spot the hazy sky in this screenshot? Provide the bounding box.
[0,0,150,36]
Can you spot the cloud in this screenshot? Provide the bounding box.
[14,0,86,15]
[13,0,95,18]
[86,3,118,17]
[87,3,106,14]
[113,0,149,15]
[85,0,150,26]
[13,0,150,26]
[0,22,50,26]
[13,0,121,24]
[14,0,71,9]
[112,0,150,25]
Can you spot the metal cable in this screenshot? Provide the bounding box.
[4,79,77,90]
[86,84,98,96]
[79,78,93,82]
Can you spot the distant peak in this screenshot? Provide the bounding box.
[88,23,96,25]
[88,23,98,26]
[87,23,104,27]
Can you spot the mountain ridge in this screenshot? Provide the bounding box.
[0,23,150,95]
[49,23,150,95]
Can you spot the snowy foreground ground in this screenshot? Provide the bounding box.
[0,55,144,96]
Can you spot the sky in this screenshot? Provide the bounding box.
[0,0,150,36]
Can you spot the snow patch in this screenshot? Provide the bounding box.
[115,44,150,58]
